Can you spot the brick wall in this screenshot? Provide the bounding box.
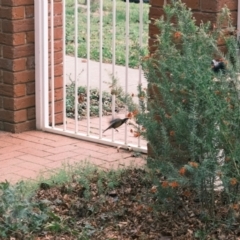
[0,0,63,133]
[149,0,238,53]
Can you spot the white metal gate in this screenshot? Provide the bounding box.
[34,0,148,153]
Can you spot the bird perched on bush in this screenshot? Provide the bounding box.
[103,118,129,133]
[212,59,226,73]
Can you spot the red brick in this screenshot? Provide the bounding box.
[48,64,63,77]
[55,64,63,76]
[13,58,26,71]
[26,31,34,43]
[55,112,63,125]
[182,0,199,10]
[3,70,35,84]
[0,109,27,123]
[0,84,13,97]
[230,11,237,27]
[0,109,12,121]
[48,15,63,28]
[48,40,63,52]
[0,6,25,20]
[2,18,34,33]
[54,2,63,15]
[54,76,63,89]
[0,32,25,48]
[27,107,35,120]
[192,12,217,25]
[150,0,199,10]
[3,120,36,133]
[55,88,63,101]
[0,19,2,33]
[0,0,64,133]
[201,0,237,12]
[3,44,34,59]
[48,88,63,101]
[14,109,27,122]
[2,0,34,6]
[55,51,63,65]
[25,5,34,18]
[26,56,35,69]
[0,97,3,109]
[148,38,157,53]
[48,27,63,40]
[49,112,63,126]
[0,58,26,71]
[48,2,63,15]
[48,51,63,65]
[149,22,160,38]
[149,6,164,19]
[14,84,26,97]
[26,82,35,95]
[3,95,35,110]
[49,100,63,114]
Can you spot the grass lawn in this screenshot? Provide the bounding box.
[65,0,149,68]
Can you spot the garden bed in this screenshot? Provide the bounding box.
[15,169,240,239]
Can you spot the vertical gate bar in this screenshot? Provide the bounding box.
[74,0,79,133]
[111,0,116,141]
[138,0,143,147]
[125,0,130,145]
[51,0,55,128]
[63,0,66,131]
[99,0,103,138]
[35,0,43,129]
[43,0,49,128]
[87,0,91,136]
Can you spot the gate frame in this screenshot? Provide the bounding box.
[35,0,49,130]
[34,0,148,153]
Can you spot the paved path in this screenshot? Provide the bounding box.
[65,56,147,96]
[0,130,146,184]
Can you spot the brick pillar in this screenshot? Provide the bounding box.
[0,0,64,133]
[149,0,238,53]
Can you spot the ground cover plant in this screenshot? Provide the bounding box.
[65,0,149,68]
[1,161,240,239]
[65,74,137,119]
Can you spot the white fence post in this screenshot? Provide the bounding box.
[35,0,49,130]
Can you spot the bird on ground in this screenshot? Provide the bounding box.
[103,118,129,133]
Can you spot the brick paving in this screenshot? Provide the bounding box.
[0,130,146,184]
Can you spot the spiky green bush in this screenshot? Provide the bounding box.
[0,181,48,239]
[136,0,240,216]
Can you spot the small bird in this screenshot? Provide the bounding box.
[212,59,225,73]
[103,118,129,133]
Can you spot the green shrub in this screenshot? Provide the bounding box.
[136,0,240,218]
[0,181,48,239]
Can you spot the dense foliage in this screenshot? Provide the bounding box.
[135,0,240,219]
